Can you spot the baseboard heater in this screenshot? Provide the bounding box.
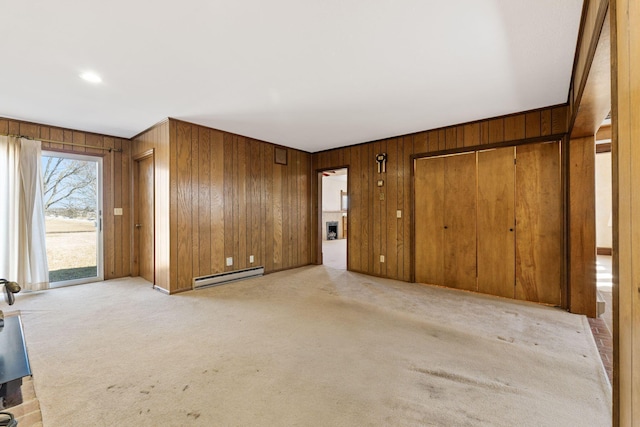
[193,266,264,289]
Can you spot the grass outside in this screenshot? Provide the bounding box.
[46,217,97,283]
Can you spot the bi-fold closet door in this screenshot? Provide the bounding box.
[414,142,562,305]
[415,152,477,292]
[477,147,516,298]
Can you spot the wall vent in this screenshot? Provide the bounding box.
[193,266,264,289]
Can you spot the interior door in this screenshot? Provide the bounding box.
[477,147,516,298]
[414,156,445,285]
[515,142,562,304]
[134,154,154,283]
[443,153,477,291]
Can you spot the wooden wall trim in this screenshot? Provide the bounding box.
[596,142,612,153]
[571,0,610,109]
[597,247,612,255]
[569,0,594,85]
[569,1,611,137]
[412,134,565,160]
[597,123,612,140]
[133,148,154,161]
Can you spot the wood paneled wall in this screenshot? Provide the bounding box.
[568,136,597,317]
[131,120,171,290]
[0,117,132,280]
[312,105,569,283]
[611,0,640,422]
[133,119,313,293]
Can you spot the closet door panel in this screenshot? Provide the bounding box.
[515,142,562,305]
[414,157,445,285]
[443,153,477,291]
[477,147,516,298]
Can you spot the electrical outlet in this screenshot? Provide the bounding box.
[379,192,385,201]
[249,255,254,263]
[380,255,385,263]
[114,208,123,216]
[226,257,233,266]
[396,210,402,218]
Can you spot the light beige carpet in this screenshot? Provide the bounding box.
[12,266,611,426]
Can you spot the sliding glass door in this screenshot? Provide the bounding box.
[42,151,103,286]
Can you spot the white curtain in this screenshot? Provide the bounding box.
[0,136,21,284]
[0,136,49,291]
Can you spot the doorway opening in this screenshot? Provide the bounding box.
[595,116,613,336]
[321,168,348,270]
[42,151,103,286]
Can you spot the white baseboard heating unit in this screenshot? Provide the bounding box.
[193,266,264,289]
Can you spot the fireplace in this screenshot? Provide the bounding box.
[326,221,339,240]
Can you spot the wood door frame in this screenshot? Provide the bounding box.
[132,149,155,283]
[315,166,349,269]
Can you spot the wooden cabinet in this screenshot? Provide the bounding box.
[414,142,562,306]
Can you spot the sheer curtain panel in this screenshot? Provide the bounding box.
[0,136,21,283]
[0,136,49,290]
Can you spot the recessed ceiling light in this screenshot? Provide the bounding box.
[80,71,102,83]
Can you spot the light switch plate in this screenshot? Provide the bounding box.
[249,255,254,263]
[114,208,123,216]
[396,210,402,218]
[380,255,385,263]
[226,257,233,266]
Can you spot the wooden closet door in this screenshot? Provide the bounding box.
[515,142,562,305]
[477,147,516,298]
[443,153,477,291]
[414,157,445,285]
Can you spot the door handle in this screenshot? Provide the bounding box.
[135,224,142,228]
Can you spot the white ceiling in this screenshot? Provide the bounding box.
[1,1,583,153]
